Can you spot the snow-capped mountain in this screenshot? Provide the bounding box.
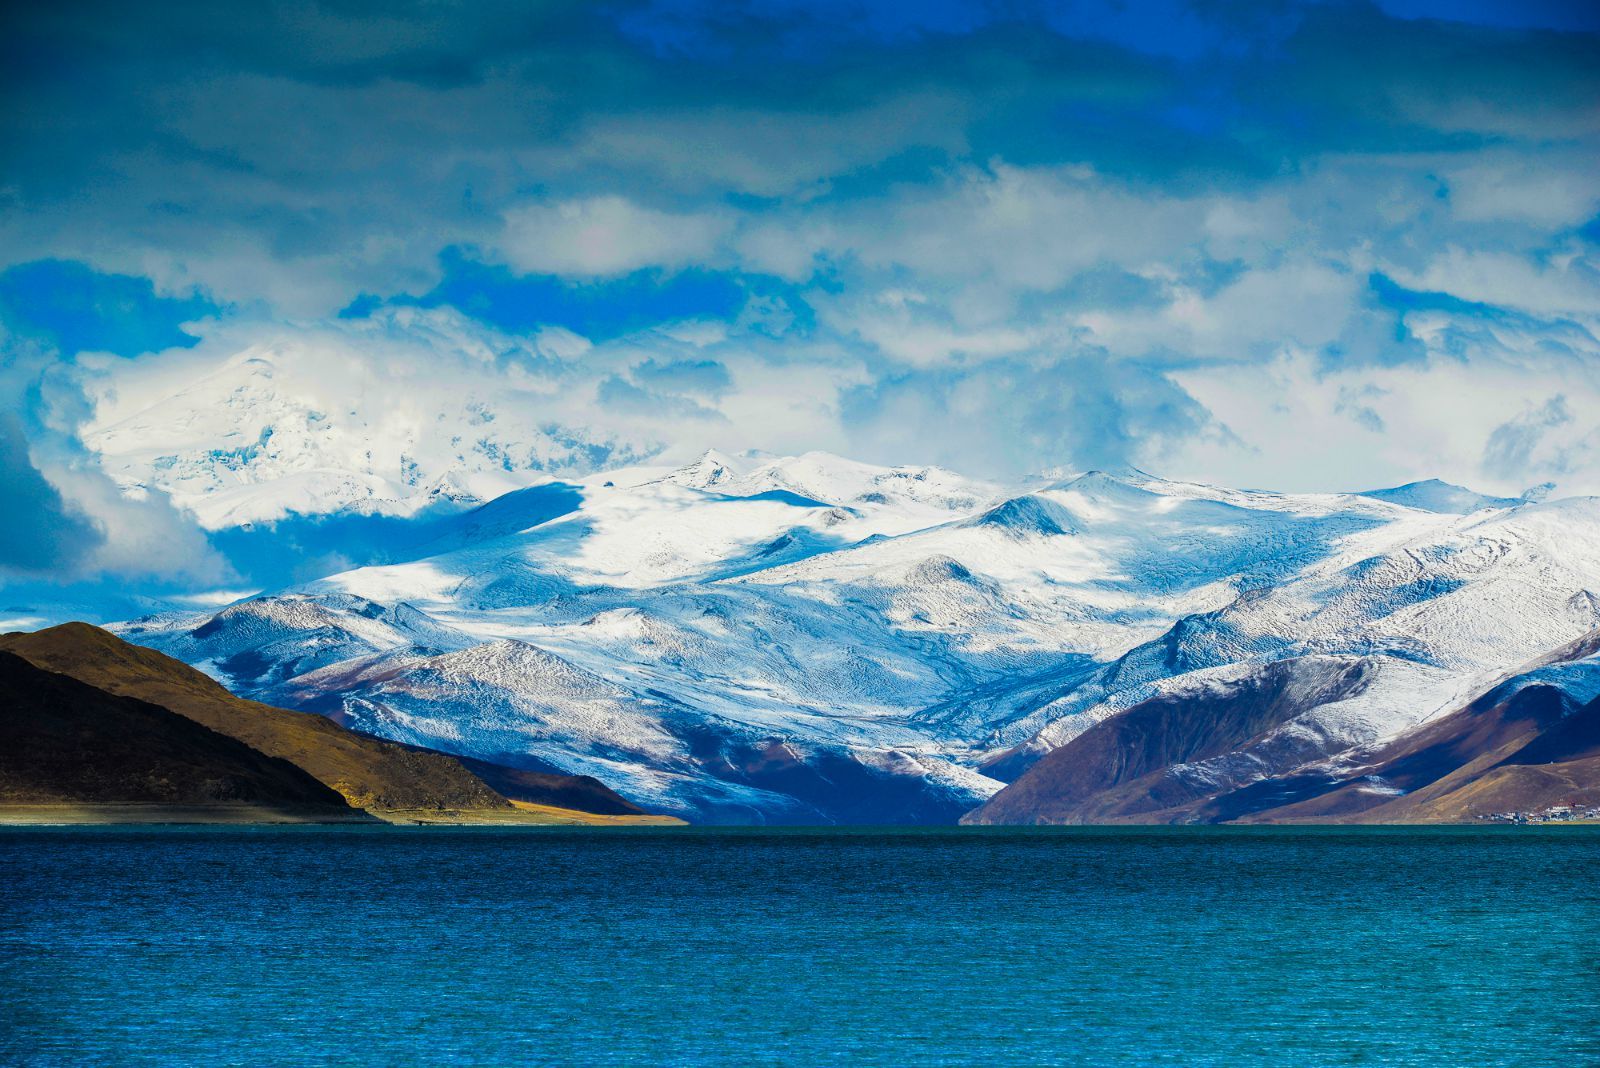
[1356,478,1528,515]
[966,624,1600,825]
[115,450,1600,823]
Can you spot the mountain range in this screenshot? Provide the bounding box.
[90,446,1600,825]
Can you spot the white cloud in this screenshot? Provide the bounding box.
[1386,247,1600,317]
[825,288,1055,367]
[500,196,732,276]
[1443,153,1600,226]
[1172,342,1600,498]
[849,163,1211,291]
[65,308,881,525]
[74,309,667,525]
[39,459,229,582]
[1078,259,1363,361]
[537,92,972,199]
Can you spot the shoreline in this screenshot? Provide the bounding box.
[0,801,687,827]
[0,803,377,826]
[374,801,686,826]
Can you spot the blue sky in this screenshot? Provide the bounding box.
[0,0,1598,591]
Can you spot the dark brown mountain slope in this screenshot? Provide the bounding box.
[963,656,1375,825]
[455,755,646,816]
[1206,628,1600,823]
[0,623,516,814]
[1231,684,1600,824]
[963,628,1600,826]
[0,651,356,817]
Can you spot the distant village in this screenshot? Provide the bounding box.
[1479,804,1600,825]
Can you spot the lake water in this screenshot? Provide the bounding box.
[3,826,1598,1066]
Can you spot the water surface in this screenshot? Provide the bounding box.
[3,826,1598,1065]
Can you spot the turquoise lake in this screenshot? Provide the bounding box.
[3,826,1599,1065]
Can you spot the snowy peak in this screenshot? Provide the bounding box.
[752,453,990,512]
[663,449,750,490]
[415,481,583,554]
[903,555,973,585]
[969,495,1078,538]
[1049,468,1161,496]
[119,591,475,692]
[659,450,997,516]
[424,639,616,694]
[1358,479,1523,515]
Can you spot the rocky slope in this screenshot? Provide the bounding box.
[1244,627,1600,823]
[964,628,1600,824]
[961,656,1378,824]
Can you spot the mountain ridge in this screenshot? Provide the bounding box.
[93,451,1600,824]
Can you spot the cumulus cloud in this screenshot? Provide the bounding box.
[1387,248,1600,317]
[844,164,1213,294]
[1173,336,1600,497]
[0,416,102,574]
[540,92,973,199]
[501,197,733,277]
[631,357,734,395]
[73,309,676,522]
[1442,151,1600,226]
[826,288,1056,368]
[1076,258,1365,362]
[839,353,1216,477]
[0,409,228,584]
[40,461,230,583]
[1482,396,1584,482]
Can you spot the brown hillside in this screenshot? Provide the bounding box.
[0,650,357,818]
[962,656,1374,825]
[0,623,511,815]
[1248,685,1600,823]
[456,755,646,816]
[962,627,1600,826]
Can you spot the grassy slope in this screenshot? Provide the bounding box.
[0,651,363,821]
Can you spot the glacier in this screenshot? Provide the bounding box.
[110,448,1600,823]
